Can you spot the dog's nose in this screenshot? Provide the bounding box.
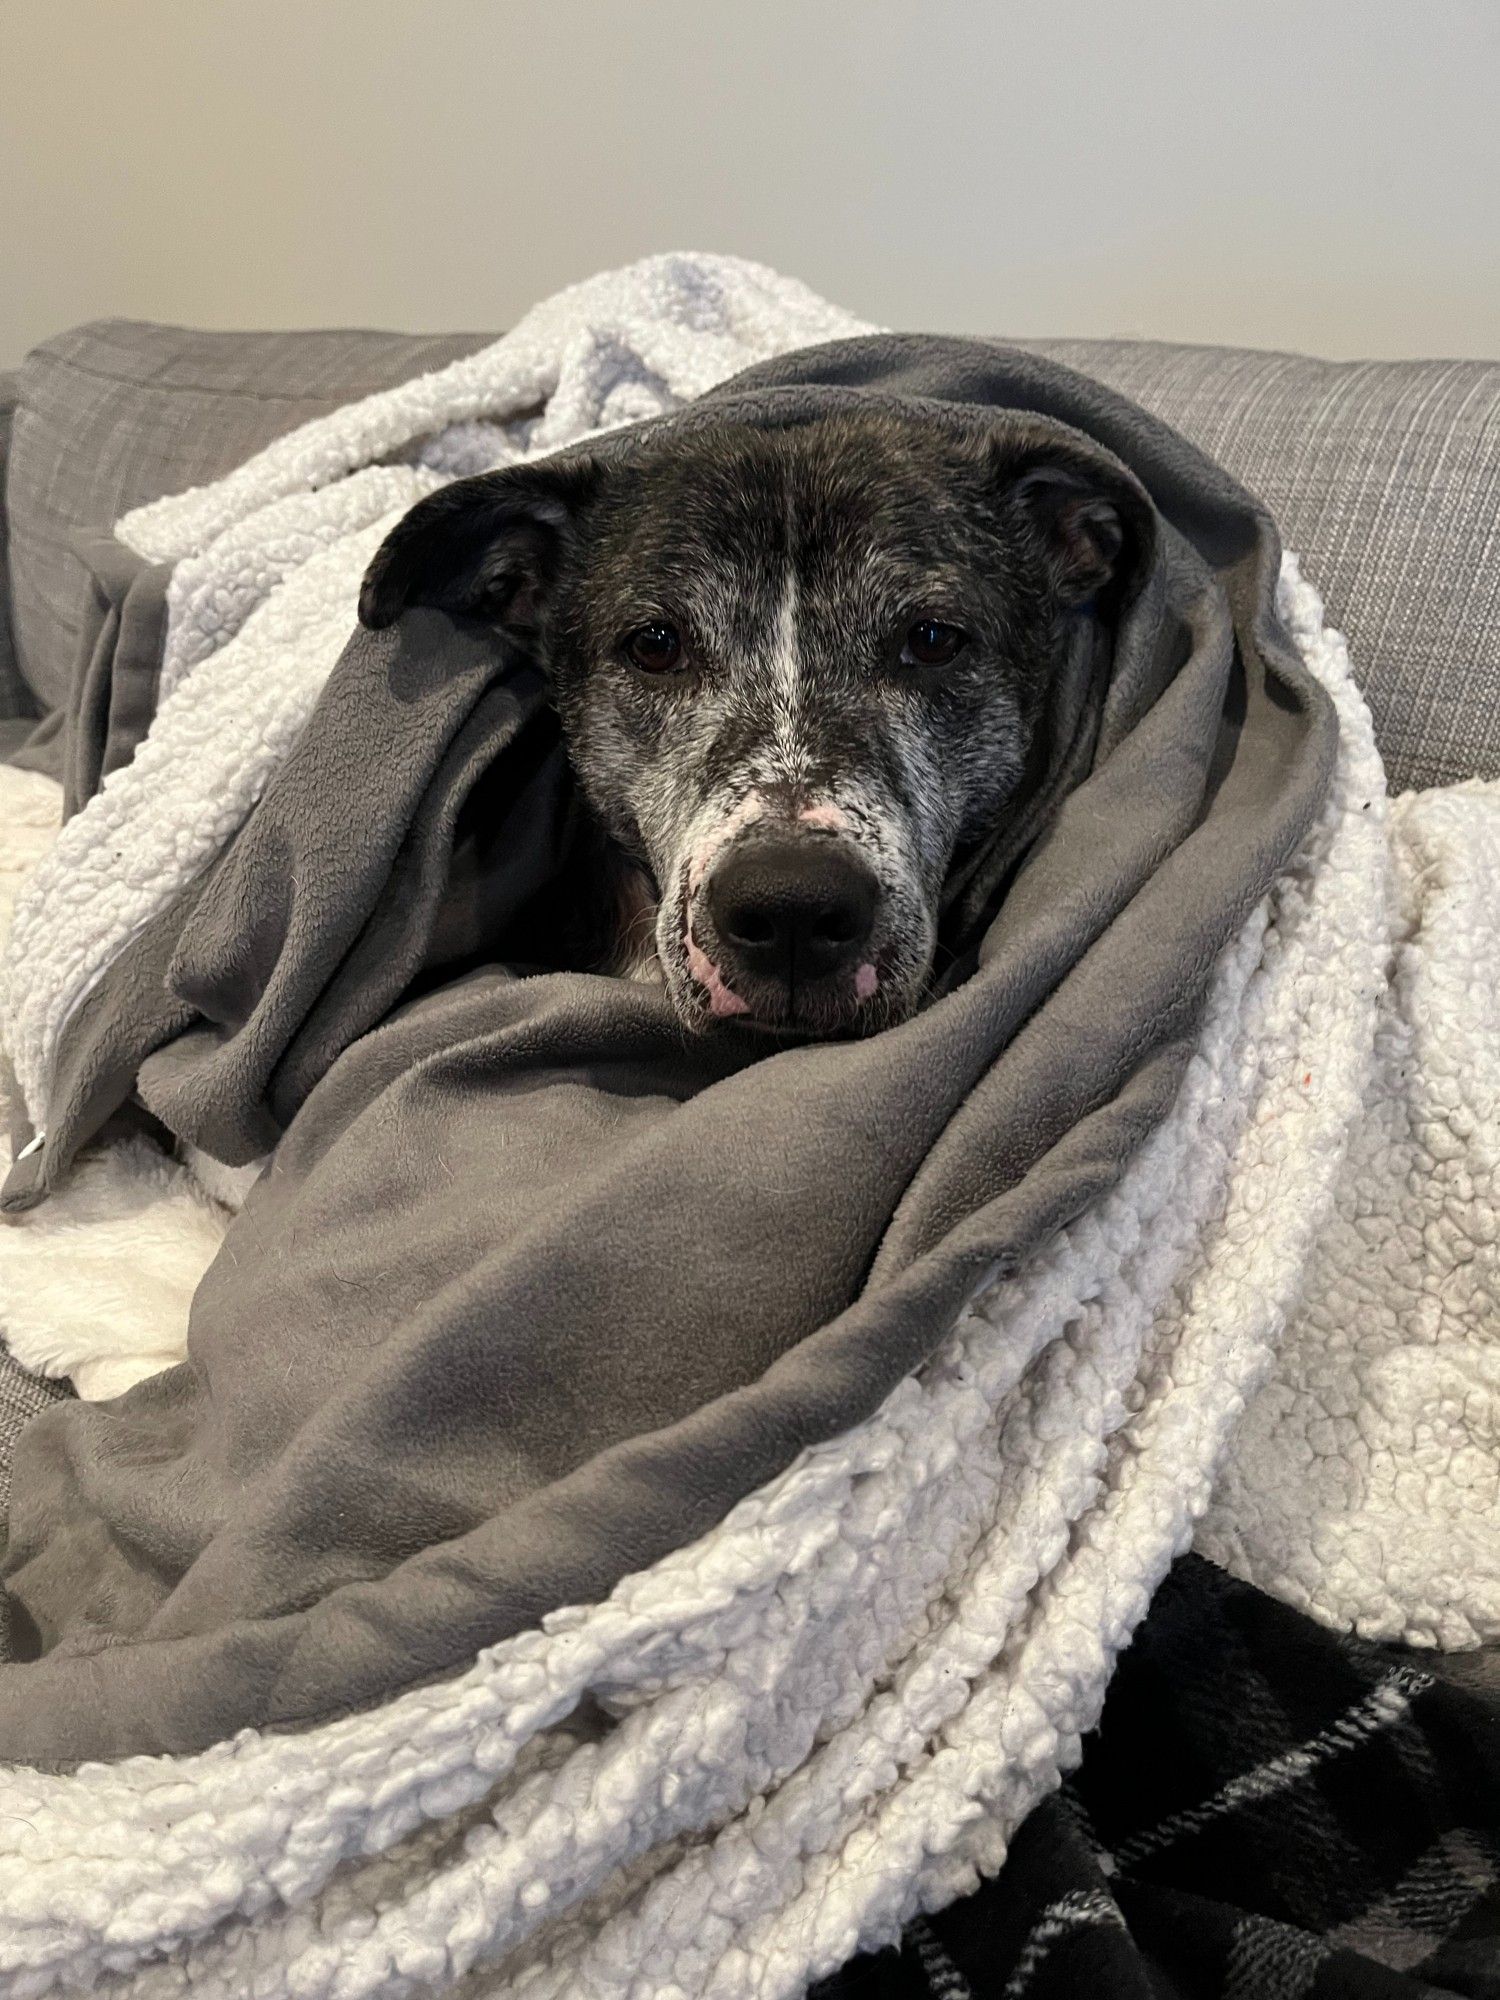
[705,836,879,985]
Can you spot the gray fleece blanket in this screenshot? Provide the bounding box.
[0,337,1334,1774]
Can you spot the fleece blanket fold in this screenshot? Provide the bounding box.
[0,256,1493,1998]
[0,323,1335,1784]
[0,560,1366,1998]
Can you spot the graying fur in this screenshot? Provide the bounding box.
[361,409,1132,1038]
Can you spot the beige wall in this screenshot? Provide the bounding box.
[5,0,1498,367]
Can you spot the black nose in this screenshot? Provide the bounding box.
[705,836,879,985]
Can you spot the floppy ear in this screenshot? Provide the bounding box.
[999,445,1152,609]
[358,462,594,632]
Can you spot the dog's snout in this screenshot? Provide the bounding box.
[706,837,878,986]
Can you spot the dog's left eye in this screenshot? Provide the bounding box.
[624,622,686,674]
[901,619,968,668]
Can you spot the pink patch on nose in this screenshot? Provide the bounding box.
[686,933,750,1017]
[798,802,849,833]
[855,962,879,1001]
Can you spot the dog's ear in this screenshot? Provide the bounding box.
[358,462,595,632]
[996,442,1152,609]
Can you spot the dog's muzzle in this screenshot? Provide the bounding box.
[690,833,882,1028]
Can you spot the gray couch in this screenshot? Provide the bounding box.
[3,319,1500,1501]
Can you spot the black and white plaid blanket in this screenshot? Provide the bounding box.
[817,1557,1500,1999]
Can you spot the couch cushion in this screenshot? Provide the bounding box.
[1024,341,1500,793]
[4,323,490,715]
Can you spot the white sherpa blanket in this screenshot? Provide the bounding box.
[1,257,1497,1998]
[2,565,1497,2000]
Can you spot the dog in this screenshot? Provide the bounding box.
[360,407,1144,1039]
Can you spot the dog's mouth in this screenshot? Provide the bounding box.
[682,929,889,1037]
[670,868,916,1039]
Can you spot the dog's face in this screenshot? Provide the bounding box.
[361,409,1142,1037]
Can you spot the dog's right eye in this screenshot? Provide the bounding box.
[624,622,685,674]
[901,618,968,668]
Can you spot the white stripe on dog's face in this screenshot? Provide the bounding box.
[766,568,805,786]
[540,410,1084,1034]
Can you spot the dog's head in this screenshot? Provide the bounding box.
[360,408,1147,1037]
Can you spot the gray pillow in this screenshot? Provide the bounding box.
[1,328,493,1485]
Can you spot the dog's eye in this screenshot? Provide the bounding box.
[624,622,685,674]
[901,619,967,668]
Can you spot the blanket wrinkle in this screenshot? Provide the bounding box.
[0,255,1494,2000]
[0,543,1351,1998]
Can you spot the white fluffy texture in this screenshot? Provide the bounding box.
[0,253,872,1128]
[8,561,1490,2000]
[0,771,230,1401]
[1196,810,1500,1635]
[0,263,1496,1988]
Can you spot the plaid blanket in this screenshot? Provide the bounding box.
[817,1557,1500,1999]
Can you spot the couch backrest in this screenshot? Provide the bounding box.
[1024,338,1500,793]
[4,320,1498,793]
[2,323,488,719]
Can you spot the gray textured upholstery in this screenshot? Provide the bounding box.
[0,370,37,743]
[0,1356,65,1517]
[4,322,488,714]
[1023,340,1500,793]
